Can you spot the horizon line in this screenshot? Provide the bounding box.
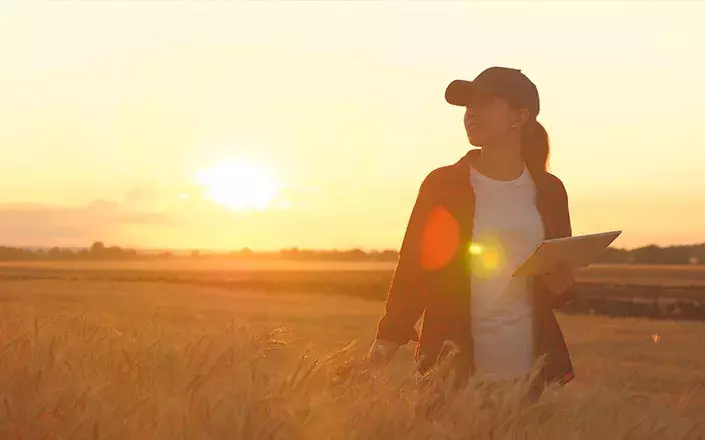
[5,241,705,254]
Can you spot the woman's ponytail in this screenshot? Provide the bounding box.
[521,121,550,174]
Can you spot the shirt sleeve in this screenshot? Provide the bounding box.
[375,174,436,345]
[552,177,577,309]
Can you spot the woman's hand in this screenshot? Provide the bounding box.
[332,340,399,383]
[367,339,400,368]
[541,264,575,297]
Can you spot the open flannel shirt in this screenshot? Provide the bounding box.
[375,149,576,387]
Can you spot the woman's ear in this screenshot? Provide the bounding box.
[514,108,531,129]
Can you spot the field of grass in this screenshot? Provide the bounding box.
[2,278,705,438]
[2,261,705,299]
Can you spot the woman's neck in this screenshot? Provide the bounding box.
[473,139,524,181]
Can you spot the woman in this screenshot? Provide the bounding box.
[368,67,576,394]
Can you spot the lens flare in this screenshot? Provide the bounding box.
[468,238,506,278]
[469,243,484,255]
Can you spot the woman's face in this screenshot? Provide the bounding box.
[463,94,521,147]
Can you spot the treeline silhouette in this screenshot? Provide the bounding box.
[0,242,398,262]
[600,245,704,265]
[0,242,138,261]
[0,241,703,264]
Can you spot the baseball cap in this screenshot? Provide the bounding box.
[445,67,540,118]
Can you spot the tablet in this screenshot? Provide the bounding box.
[512,230,622,277]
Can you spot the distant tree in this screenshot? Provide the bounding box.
[632,245,663,264]
[61,248,76,260]
[48,247,61,259]
[90,241,106,255]
[379,250,399,261]
[280,248,300,259]
[229,247,252,259]
[342,249,367,261]
[105,246,123,259]
[597,247,630,264]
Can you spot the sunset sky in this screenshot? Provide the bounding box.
[1,1,704,251]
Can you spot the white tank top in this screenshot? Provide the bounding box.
[469,165,545,380]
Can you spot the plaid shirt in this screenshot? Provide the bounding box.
[376,149,575,387]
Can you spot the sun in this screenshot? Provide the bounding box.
[195,160,281,211]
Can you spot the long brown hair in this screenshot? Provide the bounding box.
[521,120,550,174]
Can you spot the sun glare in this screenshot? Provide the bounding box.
[469,238,506,279]
[195,160,281,211]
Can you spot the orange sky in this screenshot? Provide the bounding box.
[1,1,704,251]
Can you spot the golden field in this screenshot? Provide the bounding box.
[1,271,705,439]
[2,261,705,301]
[3,261,705,286]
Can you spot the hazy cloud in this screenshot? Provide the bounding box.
[0,200,172,247]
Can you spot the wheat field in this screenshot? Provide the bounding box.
[2,279,705,439]
[2,261,705,287]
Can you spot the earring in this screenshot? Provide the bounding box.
[510,123,517,129]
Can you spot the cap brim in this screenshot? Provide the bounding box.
[445,79,497,106]
[445,80,477,106]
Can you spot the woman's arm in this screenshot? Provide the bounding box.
[543,176,577,308]
[374,174,436,348]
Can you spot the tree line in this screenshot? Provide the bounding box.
[0,242,703,264]
[0,242,138,261]
[0,242,399,262]
[599,244,704,265]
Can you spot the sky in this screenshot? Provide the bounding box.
[1,1,704,251]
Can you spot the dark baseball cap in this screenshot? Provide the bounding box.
[445,67,540,118]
